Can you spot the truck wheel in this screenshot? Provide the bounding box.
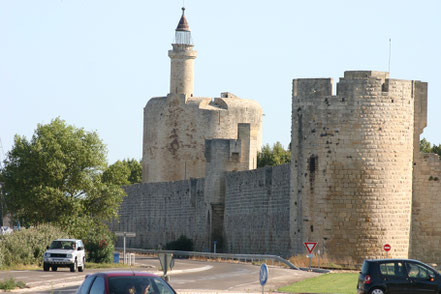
[51,266,57,271]
[70,260,77,272]
[43,263,49,271]
[78,257,85,272]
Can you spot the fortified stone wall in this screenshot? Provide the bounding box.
[410,80,441,263]
[411,152,441,263]
[223,164,291,257]
[291,71,416,263]
[112,164,291,255]
[142,92,262,183]
[111,178,210,251]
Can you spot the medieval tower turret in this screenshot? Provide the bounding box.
[168,8,196,97]
[142,8,263,183]
[290,71,428,262]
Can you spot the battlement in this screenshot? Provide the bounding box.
[292,71,420,107]
[343,70,389,79]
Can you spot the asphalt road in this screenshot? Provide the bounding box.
[2,257,318,293]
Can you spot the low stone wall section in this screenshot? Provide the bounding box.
[111,178,210,251]
[223,164,291,257]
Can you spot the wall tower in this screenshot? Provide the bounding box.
[290,71,420,263]
[142,9,262,183]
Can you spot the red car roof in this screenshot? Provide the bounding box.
[98,271,159,278]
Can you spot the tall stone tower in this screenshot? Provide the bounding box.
[290,71,424,263]
[142,8,262,183]
[169,8,197,97]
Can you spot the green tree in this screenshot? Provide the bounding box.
[0,118,126,226]
[432,144,441,158]
[420,138,441,158]
[420,138,432,153]
[125,159,142,184]
[257,141,291,168]
[103,159,142,186]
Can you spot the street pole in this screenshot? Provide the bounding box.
[123,235,126,264]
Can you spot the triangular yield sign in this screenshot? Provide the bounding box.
[304,242,317,254]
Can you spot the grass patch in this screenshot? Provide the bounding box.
[279,272,358,294]
[288,254,359,270]
[0,264,40,271]
[0,277,27,291]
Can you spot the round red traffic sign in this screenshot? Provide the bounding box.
[384,244,391,252]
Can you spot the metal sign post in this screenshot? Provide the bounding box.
[318,249,321,269]
[159,253,174,280]
[115,232,136,264]
[384,243,391,258]
[304,242,317,271]
[259,263,268,294]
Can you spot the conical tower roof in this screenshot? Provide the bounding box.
[176,7,190,32]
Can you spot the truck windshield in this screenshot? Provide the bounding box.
[50,241,76,250]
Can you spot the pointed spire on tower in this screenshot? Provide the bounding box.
[176,7,190,32]
[174,7,192,45]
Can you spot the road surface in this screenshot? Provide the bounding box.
[2,257,318,293]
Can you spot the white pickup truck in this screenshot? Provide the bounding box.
[43,239,86,272]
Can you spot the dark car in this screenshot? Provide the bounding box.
[357,259,441,294]
[75,271,176,294]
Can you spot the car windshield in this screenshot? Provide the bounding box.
[108,276,175,294]
[49,241,76,250]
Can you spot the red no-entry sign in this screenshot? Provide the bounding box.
[384,244,391,252]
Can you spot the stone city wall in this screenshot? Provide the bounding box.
[223,164,291,257]
[112,164,291,255]
[111,178,210,251]
[411,152,441,263]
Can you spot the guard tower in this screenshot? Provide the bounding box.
[142,8,262,183]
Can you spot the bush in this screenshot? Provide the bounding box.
[0,224,67,268]
[83,227,115,263]
[165,235,193,251]
[64,218,115,263]
[0,218,116,268]
[0,277,26,290]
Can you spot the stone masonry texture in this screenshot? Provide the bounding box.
[111,178,210,250]
[224,164,291,257]
[142,93,262,183]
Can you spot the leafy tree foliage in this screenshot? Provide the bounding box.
[0,118,126,226]
[420,138,432,153]
[420,138,441,157]
[257,142,291,168]
[104,159,142,185]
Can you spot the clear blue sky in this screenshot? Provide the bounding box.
[1,1,440,164]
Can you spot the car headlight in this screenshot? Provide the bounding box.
[67,254,73,258]
[44,253,50,257]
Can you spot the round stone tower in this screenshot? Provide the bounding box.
[142,9,262,183]
[168,8,197,97]
[290,71,415,262]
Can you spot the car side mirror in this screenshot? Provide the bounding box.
[77,247,83,251]
[429,275,435,282]
[46,246,49,250]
